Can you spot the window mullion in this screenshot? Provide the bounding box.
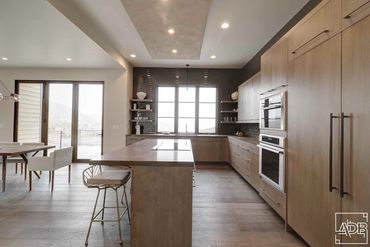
[195,87,199,134]
[175,86,179,133]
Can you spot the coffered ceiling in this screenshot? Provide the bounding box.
[1,0,309,69]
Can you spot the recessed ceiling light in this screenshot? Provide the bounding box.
[172,49,178,54]
[1,57,8,61]
[65,57,72,62]
[130,54,136,58]
[168,28,175,34]
[221,22,230,29]
[210,55,216,59]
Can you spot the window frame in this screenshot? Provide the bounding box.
[156,86,218,134]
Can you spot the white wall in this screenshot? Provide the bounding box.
[0,67,132,153]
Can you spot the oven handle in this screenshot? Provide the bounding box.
[262,105,282,110]
[257,144,284,154]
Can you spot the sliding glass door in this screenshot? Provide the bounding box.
[48,83,73,150]
[15,81,103,162]
[77,84,103,159]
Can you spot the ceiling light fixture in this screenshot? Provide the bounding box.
[210,55,216,59]
[221,22,230,29]
[0,80,20,102]
[168,28,175,34]
[172,49,178,54]
[130,54,137,58]
[1,57,8,61]
[65,57,72,62]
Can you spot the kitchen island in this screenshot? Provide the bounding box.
[90,139,194,247]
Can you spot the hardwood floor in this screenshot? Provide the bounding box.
[0,164,305,247]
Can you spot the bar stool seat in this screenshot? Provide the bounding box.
[83,166,131,246]
[87,171,130,187]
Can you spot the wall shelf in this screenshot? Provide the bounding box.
[220,110,238,113]
[220,100,238,103]
[219,121,239,124]
[130,99,154,102]
[130,119,153,123]
[130,109,153,112]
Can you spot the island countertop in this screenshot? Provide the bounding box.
[90,138,194,166]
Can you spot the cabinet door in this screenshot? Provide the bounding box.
[287,35,341,247]
[251,73,261,121]
[341,16,370,245]
[342,0,370,29]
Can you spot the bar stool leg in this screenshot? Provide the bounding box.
[85,189,101,246]
[101,188,107,225]
[123,186,131,223]
[15,163,18,174]
[21,164,23,175]
[115,188,123,246]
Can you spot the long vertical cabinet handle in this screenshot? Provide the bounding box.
[329,113,339,192]
[340,112,350,197]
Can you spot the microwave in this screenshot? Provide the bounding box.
[258,134,286,192]
[260,91,286,130]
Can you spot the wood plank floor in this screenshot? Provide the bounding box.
[0,164,306,247]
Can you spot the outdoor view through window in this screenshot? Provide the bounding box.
[157,86,216,133]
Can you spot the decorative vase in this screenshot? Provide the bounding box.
[231,91,238,100]
[137,91,146,100]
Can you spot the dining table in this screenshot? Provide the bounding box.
[90,138,194,247]
[0,143,55,192]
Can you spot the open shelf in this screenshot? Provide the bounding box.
[130,99,154,102]
[220,100,238,103]
[220,110,238,113]
[130,119,153,123]
[219,121,239,124]
[130,109,153,112]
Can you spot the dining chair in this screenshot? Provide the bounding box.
[27,147,73,191]
[0,142,24,174]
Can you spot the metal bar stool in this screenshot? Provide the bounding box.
[82,165,131,246]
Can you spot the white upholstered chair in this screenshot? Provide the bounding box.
[27,147,73,191]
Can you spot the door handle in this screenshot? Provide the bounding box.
[329,113,339,192]
[340,112,350,197]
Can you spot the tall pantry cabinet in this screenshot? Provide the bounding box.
[286,0,370,246]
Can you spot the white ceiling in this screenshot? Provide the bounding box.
[0,0,120,69]
[1,0,309,69]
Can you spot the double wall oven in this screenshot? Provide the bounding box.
[258,134,286,192]
[260,91,286,130]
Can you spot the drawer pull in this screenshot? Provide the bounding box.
[344,1,370,19]
[291,29,329,55]
[262,189,281,206]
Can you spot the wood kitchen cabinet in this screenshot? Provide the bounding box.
[341,15,370,245]
[342,0,370,29]
[238,72,260,123]
[260,38,288,93]
[228,137,260,192]
[191,137,228,163]
[287,34,342,247]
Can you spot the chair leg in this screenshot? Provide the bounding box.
[115,188,123,246]
[123,186,131,223]
[85,189,101,246]
[29,171,32,191]
[24,163,27,180]
[15,163,18,174]
[49,171,51,183]
[21,164,23,175]
[68,165,71,183]
[101,188,107,225]
[51,171,55,191]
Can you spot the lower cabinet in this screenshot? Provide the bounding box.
[228,137,261,192]
[260,179,286,219]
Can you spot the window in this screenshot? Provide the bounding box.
[199,88,216,133]
[157,87,175,132]
[157,86,217,134]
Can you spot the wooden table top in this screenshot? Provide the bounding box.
[0,144,55,156]
[90,139,194,167]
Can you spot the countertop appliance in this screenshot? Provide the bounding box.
[258,134,286,192]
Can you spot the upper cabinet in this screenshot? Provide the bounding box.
[342,0,370,29]
[260,38,288,93]
[238,72,260,123]
[288,0,341,60]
